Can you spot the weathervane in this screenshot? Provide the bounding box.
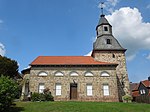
[100,2,104,15]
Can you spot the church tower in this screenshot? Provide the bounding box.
[92,14,130,101]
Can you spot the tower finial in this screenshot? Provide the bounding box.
[100,2,104,16]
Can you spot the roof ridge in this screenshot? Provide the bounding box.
[141,80,150,87]
[37,56,92,57]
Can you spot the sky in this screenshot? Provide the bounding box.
[0,0,150,83]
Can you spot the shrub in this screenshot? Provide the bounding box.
[44,88,54,101]
[0,75,19,111]
[122,94,133,103]
[31,92,40,101]
[44,92,54,101]
[31,88,54,101]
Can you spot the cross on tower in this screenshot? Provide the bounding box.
[100,2,104,15]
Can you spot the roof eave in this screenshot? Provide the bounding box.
[30,63,118,67]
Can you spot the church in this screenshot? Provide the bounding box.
[21,13,130,102]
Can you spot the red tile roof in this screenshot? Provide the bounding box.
[132,83,139,91]
[30,56,117,66]
[132,91,140,97]
[141,80,150,87]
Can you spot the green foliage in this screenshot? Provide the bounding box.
[0,75,19,111]
[0,56,19,78]
[44,93,54,101]
[43,88,54,101]
[31,93,40,102]
[122,94,133,103]
[31,88,54,102]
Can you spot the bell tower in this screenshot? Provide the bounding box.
[96,14,112,37]
[92,11,130,101]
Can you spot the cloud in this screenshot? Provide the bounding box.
[105,7,150,61]
[146,4,150,9]
[86,7,150,61]
[84,51,92,56]
[98,0,119,13]
[0,42,6,56]
[146,54,150,60]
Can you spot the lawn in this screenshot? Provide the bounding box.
[9,101,150,112]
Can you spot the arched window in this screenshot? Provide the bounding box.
[70,71,78,76]
[38,71,48,76]
[55,71,64,76]
[85,71,94,77]
[101,71,110,77]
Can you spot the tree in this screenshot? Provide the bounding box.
[0,75,19,111]
[0,55,19,79]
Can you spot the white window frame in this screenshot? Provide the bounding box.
[143,89,145,94]
[101,72,110,77]
[38,71,48,76]
[87,84,93,96]
[55,71,64,76]
[70,72,79,76]
[39,83,45,93]
[140,90,143,94]
[56,84,61,96]
[103,84,109,96]
[85,72,94,77]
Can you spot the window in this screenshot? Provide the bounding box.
[39,83,44,93]
[55,71,64,76]
[87,84,92,96]
[140,90,143,94]
[106,39,111,44]
[104,26,108,31]
[56,84,61,96]
[140,89,145,94]
[143,89,145,94]
[38,71,48,76]
[112,54,115,58]
[103,85,109,96]
[85,72,94,77]
[101,72,110,77]
[70,72,78,76]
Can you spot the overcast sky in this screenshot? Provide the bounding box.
[0,0,150,82]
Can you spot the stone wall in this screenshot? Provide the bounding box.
[93,50,130,101]
[29,66,119,102]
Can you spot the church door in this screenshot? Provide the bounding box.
[70,83,77,100]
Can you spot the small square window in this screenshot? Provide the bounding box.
[112,54,115,58]
[106,39,111,44]
[104,27,108,31]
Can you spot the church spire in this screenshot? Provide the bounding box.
[93,6,125,51]
[96,15,112,37]
[96,2,112,37]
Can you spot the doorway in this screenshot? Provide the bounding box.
[70,83,77,100]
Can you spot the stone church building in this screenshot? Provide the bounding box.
[21,14,130,102]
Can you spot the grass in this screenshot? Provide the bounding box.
[9,101,150,112]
